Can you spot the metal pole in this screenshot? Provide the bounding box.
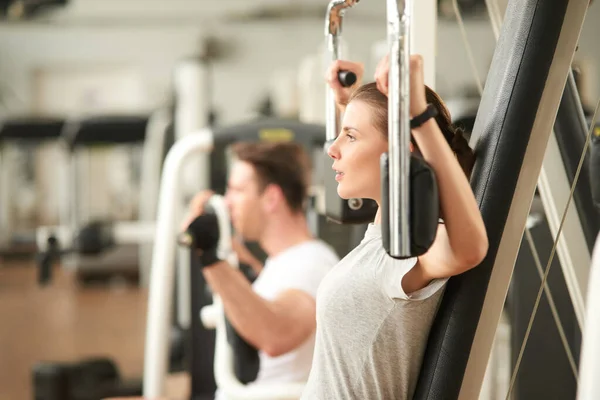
[387,0,411,257]
[577,234,600,400]
[143,129,213,398]
[325,0,359,143]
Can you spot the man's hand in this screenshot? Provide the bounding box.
[186,213,222,267]
[180,190,224,266]
[326,59,364,106]
[180,189,214,232]
[181,190,262,271]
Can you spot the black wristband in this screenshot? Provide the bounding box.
[200,248,222,268]
[410,103,438,129]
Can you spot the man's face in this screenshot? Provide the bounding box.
[224,161,266,241]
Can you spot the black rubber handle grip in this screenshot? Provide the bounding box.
[338,70,357,87]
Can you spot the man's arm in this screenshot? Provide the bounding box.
[203,261,316,357]
[231,238,264,275]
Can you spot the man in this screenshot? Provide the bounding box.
[183,141,339,391]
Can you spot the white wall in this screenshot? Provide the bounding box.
[0,1,598,229]
[0,18,386,124]
[434,1,600,110]
[574,1,600,110]
[0,2,598,125]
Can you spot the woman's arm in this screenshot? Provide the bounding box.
[376,55,488,291]
[411,117,488,278]
[327,60,364,117]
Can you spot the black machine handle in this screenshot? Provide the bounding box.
[37,236,60,286]
[338,70,357,88]
[36,221,120,286]
[381,153,440,259]
[323,69,377,224]
[323,2,377,225]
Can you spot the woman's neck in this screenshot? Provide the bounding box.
[374,205,382,224]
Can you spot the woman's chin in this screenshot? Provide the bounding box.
[336,185,354,200]
[337,184,375,201]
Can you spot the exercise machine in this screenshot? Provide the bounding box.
[506,71,600,400]
[0,116,64,257]
[414,0,589,398]
[144,0,433,398]
[35,113,172,286]
[142,0,592,398]
[144,116,370,398]
[577,232,600,399]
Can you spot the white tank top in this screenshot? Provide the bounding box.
[302,224,447,399]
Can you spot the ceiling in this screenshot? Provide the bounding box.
[0,0,491,26]
[0,0,387,26]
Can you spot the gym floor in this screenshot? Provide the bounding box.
[0,259,189,400]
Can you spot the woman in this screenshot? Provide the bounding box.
[300,55,488,399]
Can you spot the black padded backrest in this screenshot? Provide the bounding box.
[62,115,149,150]
[0,117,64,141]
[413,0,571,398]
[189,253,217,397]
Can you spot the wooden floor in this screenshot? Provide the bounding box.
[0,258,188,400]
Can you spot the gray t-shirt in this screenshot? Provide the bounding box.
[301,223,447,400]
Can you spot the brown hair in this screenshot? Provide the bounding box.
[231,141,311,213]
[347,82,476,178]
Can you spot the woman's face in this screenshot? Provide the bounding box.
[327,100,388,202]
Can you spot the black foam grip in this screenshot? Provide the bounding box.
[76,221,115,255]
[380,153,439,259]
[338,70,357,88]
[200,248,221,267]
[38,252,53,286]
[225,317,260,384]
[32,362,70,400]
[591,129,600,210]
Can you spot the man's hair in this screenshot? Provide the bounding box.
[230,141,311,213]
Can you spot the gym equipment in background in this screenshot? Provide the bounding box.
[444,96,480,140]
[32,357,143,400]
[500,68,600,400]
[0,116,64,257]
[413,0,589,398]
[323,0,378,225]
[577,233,600,399]
[142,0,591,397]
[35,113,172,286]
[36,115,148,285]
